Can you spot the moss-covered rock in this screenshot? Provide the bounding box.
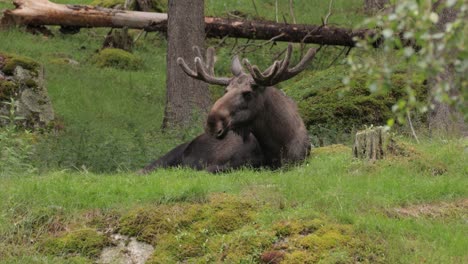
[40,228,109,258]
[284,65,426,144]
[91,0,167,12]
[0,53,39,76]
[92,48,143,70]
[0,79,18,100]
[0,53,55,130]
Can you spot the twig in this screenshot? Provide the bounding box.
[233,33,285,55]
[133,29,145,42]
[289,0,297,24]
[251,0,259,18]
[326,46,347,68]
[407,110,420,144]
[323,0,334,26]
[275,0,279,23]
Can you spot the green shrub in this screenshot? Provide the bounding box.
[91,48,143,70]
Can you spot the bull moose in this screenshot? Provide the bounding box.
[140,44,316,173]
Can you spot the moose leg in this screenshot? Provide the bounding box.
[138,142,189,174]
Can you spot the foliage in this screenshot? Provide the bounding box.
[345,0,467,125]
[91,48,143,70]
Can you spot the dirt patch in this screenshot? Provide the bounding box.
[390,199,468,219]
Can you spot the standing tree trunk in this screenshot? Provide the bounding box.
[162,0,210,129]
[428,3,467,136]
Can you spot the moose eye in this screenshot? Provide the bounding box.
[242,91,253,100]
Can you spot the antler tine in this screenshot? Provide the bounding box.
[205,47,216,76]
[243,44,316,87]
[243,58,281,86]
[177,57,199,78]
[276,43,293,76]
[287,48,317,77]
[194,57,231,86]
[177,46,231,86]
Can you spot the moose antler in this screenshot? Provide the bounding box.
[177,46,231,86]
[242,43,317,87]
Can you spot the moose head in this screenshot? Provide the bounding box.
[177,44,316,166]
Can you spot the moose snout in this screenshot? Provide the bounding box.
[206,111,230,139]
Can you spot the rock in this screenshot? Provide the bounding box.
[98,234,154,264]
[0,53,55,130]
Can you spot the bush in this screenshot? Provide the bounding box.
[91,48,143,70]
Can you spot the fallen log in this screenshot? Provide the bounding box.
[2,0,376,47]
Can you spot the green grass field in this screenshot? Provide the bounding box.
[0,0,467,263]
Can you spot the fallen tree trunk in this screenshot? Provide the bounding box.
[2,0,376,47]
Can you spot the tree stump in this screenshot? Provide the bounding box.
[353,126,388,160]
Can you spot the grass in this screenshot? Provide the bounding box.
[0,140,466,263]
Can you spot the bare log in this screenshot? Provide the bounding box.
[2,0,376,47]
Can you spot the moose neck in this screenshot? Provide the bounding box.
[251,87,310,165]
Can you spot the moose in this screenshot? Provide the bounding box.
[140,44,316,173]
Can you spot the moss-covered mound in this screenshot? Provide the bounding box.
[91,0,167,12]
[40,228,109,258]
[284,65,426,144]
[92,48,143,70]
[0,52,39,76]
[114,193,384,263]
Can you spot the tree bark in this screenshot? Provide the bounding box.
[353,126,388,160]
[162,0,210,129]
[2,0,375,48]
[428,3,467,136]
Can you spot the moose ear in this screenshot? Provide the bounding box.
[231,55,244,77]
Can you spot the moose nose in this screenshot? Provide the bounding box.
[216,129,224,137]
[206,111,229,139]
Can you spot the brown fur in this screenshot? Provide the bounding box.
[206,75,310,168]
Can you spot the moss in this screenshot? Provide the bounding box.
[146,250,176,264]
[118,204,198,244]
[91,0,167,12]
[40,228,109,258]
[193,193,257,234]
[282,250,316,264]
[300,229,348,250]
[284,65,426,144]
[273,218,324,237]
[91,48,143,70]
[0,53,39,75]
[0,79,18,100]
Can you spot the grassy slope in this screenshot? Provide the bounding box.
[0,0,467,263]
[0,141,467,263]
